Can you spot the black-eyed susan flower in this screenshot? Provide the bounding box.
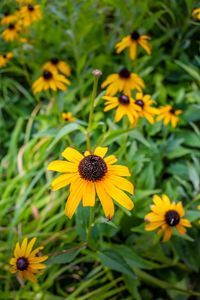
[133,92,159,124]
[43,58,71,77]
[157,105,182,128]
[115,31,151,60]
[32,70,70,94]
[19,4,42,27]
[192,8,200,20]
[101,68,144,96]
[102,94,141,125]
[48,147,134,219]
[145,194,191,242]
[10,237,48,282]
[2,23,19,41]
[62,112,75,122]
[0,52,13,68]
[1,12,17,25]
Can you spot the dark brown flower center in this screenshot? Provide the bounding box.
[119,68,130,79]
[131,31,140,41]
[135,99,144,108]
[170,108,175,114]
[4,12,9,16]
[8,23,15,30]
[118,95,130,105]
[28,4,34,11]
[165,210,180,226]
[16,257,29,271]
[3,54,7,58]
[43,70,53,80]
[78,155,107,181]
[51,57,59,65]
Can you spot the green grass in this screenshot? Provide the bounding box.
[0,0,200,299]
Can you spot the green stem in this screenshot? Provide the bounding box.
[86,76,99,150]
[87,207,94,244]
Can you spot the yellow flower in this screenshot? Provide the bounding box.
[2,23,19,41]
[1,12,17,25]
[62,112,75,122]
[10,237,48,282]
[32,70,71,94]
[133,92,159,124]
[192,8,200,20]
[101,68,144,96]
[0,52,13,68]
[157,105,182,128]
[43,58,71,77]
[19,4,42,27]
[48,147,134,219]
[145,194,191,242]
[102,94,141,124]
[115,31,151,60]
[16,0,34,4]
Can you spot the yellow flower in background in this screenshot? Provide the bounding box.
[1,12,17,25]
[10,237,48,282]
[134,92,159,124]
[43,58,71,77]
[16,0,34,4]
[48,147,134,219]
[2,23,19,41]
[145,194,191,242]
[101,68,144,96]
[0,52,13,68]
[62,112,75,122]
[115,31,151,60]
[32,70,70,94]
[157,105,182,128]
[192,8,200,20]
[19,4,42,27]
[102,94,141,125]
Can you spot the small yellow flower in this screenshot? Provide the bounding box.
[62,112,75,122]
[1,12,17,25]
[133,92,159,124]
[115,31,151,60]
[102,94,140,125]
[10,237,48,282]
[43,58,71,77]
[145,194,191,242]
[157,105,182,128]
[32,70,71,94]
[0,52,13,68]
[192,8,200,20]
[48,147,134,219]
[2,23,20,42]
[19,4,42,27]
[101,68,144,96]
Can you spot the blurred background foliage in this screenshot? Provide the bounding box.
[0,0,200,299]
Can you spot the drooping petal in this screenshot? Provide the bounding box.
[95,181,114,219]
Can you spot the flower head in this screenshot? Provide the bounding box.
[19,4,42,27]
[145,194,191,242]
[101,68,144,96]
[115,31,151,60]
[0,52,13,68]
[2,23,20,41]
[157,105,182,128]
[10,237,48,282]
[48,147,134,219]
[32,69,70,94]
[62,112,75,122]
[102,94,141,125]
[134,92,159,124]
[192,8,200,20]
[1,12,17,25]
[43,58,71,76]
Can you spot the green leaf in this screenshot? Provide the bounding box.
[47,246,84,265]
[175,60,200,82]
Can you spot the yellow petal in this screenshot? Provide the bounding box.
[62,147,83,162]
[162,227,172,242]
[25,238,36,258]
[82,182,96,206]
[94,147,108,158]
[51,173,78,191]
[95,181,114,219]
[109,175,134,194]
[47,160,77,173]
[108,165,131,176]
[20,238,28,256]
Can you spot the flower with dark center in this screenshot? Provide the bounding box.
[131,31,140,41]
[135,99,144,108]
[28,4,34,11]
[51,57,59,65]
[157,105,182,128]
[78,155,107,181]
[118,95,130,105]
[8,23,15,30]
[165,210,180,226]
[16,257,29,271]
[119,68,131,79]
[43,70,53,80]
